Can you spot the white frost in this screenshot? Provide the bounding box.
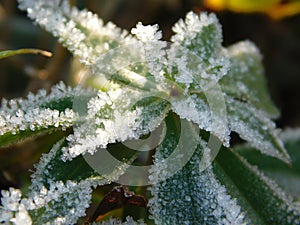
[0,82,91,136]
[0,188,32,225]
[94,216,146,225]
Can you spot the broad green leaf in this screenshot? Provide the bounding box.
[220,41,279,118]
[226,96,291,164]
[215,146,300,224]
[149,114,246,224]
[0,48,52,60]
[149,120,300,224]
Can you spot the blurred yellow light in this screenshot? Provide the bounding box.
[204,0,300,19]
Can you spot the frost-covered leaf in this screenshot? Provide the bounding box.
[0,139,136,225]
[216,146,300,224]
[17,0,126,66]
[168,11,230,91]
[171,11,222,60]
[220,41,279,118]
[62,88,169,160]
[226,97,291,164]
[27,180,94,224]
[17,0,169,93]
[30,139,104,187]
[132,96,170,133]
[235,128,300,200]
[0,82,94,147]
[149,122,300,224]
[148,115,245,225]
[171,92,230,147]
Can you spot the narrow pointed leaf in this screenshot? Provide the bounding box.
[0,48,52,60]
[215,147,300,224]
[226,97,291,164]
[234,128,300,199]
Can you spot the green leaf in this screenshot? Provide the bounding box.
[169,12,229,90]
[234,129,300,200]
[133,96,170,133]
[61,88,171,160]
[226,96,291,164]
[0,82,95,147]
[30,139,101,186]
[149,120,300,224]
[215,147,300,224]
[220,41,279,118]
[0,127,62,148]
[27,139,137,224]
[171,12,222,60]
[0,48,52,60]
[149,114,246,224]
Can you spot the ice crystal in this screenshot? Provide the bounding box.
[94,216,146,225]
[131,23,167,85]
[131,23,162,42]
[0,188,32,225]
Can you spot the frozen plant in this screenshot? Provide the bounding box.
[0,0,299,224]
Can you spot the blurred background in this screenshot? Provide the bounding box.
[0,0,300,222]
